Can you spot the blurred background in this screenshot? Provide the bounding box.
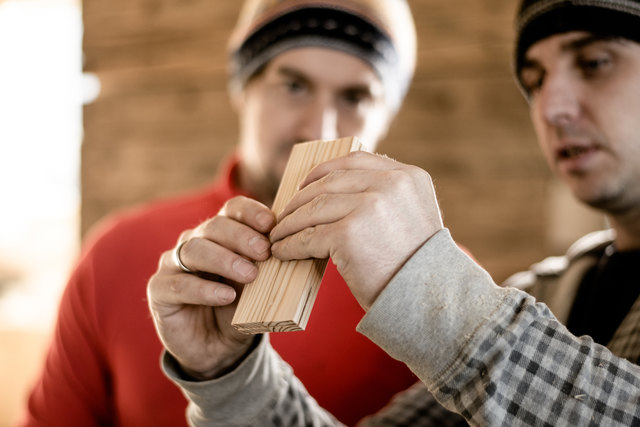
[0,0,605,424]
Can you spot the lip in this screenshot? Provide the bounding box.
[554,141,602,173]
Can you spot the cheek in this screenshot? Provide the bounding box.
[256,100,297,141]
[587,96,633,158]
[591,73,640,136]
[346,107,388,147]
[243,105,283,150]
[529,108,555,164]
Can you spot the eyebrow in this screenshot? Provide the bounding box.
[276,65,377,96]
[276,66,311,84]
[520,34,623,72]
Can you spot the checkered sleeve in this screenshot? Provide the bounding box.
[358,229,640,426]
[359,381,469,426]
[437,297,640,426]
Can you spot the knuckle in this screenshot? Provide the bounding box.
[308,193,328,215]
[408,164,431,183]
[177,229,192,242]
[146,273,160,296]
[222,196,240,211]
[160,249,174,268]
[167,274,186,295]
[325,168,346,184]
[221,196,252,217]
[298,226,316,245]
[387,169,413,190]
[206,215,225,231]
[218,201,230,216]
[378,170,418,201]
[219,196,241,216]
[363,191,387,214]
[347,150,367,161]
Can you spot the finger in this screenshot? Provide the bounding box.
[172,237,260,284]
[298,151,400,191]
[271,193,359,242]
[148,267,238,310]
[219,196,276,233]
[277,169,374,221]
[200,215,272,261]
[270,223,334,261]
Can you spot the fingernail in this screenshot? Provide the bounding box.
[249,236,270,255]
[215,287,236,304]
[233,258,255,279]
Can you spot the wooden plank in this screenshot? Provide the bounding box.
[232,137,363,334]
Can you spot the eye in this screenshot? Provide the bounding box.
[282,77,306,94]
[519,66,544,97]
[340,88,371,108]
[577,55,612,77]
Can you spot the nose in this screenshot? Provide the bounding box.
[298,96,339,142]
[537,71,581,126]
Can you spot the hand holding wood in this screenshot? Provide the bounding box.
[270,151,444,312]
[147,196,276,379]
[231,137,362,333]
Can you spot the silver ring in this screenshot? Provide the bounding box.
[173,240,194,274]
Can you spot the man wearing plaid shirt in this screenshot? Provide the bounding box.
[148,0,640,425]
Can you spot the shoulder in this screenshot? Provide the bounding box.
[503,229,615,289]
[64,186,231,310]
[79,184,231,267]
[82,155,241,254]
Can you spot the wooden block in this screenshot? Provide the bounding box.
[231,137,363,334]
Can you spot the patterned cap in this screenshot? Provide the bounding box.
[228,0,417,111]
[515,0,640,88]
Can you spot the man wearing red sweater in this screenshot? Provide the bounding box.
[20,1,420,425]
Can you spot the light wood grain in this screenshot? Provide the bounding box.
[231,137,362,334]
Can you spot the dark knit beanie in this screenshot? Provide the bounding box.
[515,0,640,87]
[227,0,416,111]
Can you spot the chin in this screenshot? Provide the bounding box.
[577,189,622,213]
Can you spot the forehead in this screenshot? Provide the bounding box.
[264,46,382,85]
[526,31,598,58]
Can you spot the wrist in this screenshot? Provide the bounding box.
[176,335,262,381]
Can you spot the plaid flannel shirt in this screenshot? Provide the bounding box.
[164,229,640,426]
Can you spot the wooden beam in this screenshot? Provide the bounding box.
[231,137,363,334]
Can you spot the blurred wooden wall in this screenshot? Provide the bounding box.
[81,0,603,283]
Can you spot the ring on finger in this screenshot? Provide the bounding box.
[173,240,194,274]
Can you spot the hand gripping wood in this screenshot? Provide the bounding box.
[231,137,363,333]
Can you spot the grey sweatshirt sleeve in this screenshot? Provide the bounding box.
[357,228,516,382]
[162,334,342,427]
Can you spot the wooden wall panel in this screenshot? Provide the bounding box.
[81,0,593,283]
